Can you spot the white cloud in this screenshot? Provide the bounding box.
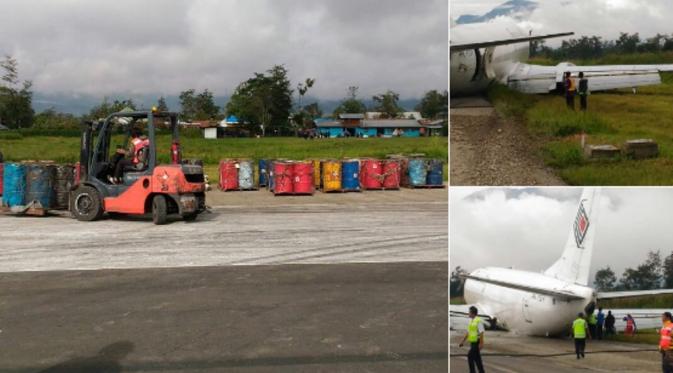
[0,0,448,99]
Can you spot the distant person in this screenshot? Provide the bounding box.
[596,308,605,340]
[659,312,673,373]
[588,310,598,339]
[459,306,486,373]
[624,314,637,336]
[564,71,576,110]
[573,312,591,359]
[605,311,616,336]
[578,72,589,111]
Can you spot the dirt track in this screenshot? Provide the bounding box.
[450,102,565,186]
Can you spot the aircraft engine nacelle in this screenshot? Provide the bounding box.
[450,48,496,96]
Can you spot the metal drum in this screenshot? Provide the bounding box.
[267,160,275,191]
[238,159,254,190]
[2,162,25,207]
[52,165,75,210]
[273,161,294,195]
[408,158,428,186]
[293,161,314,195]
[312,159,321,189]
[322,160,342,192]
[218,160,239,191]
[25,164,55,208]
[361,158,383,190]
[382,159,401,190]
[258,159,269,187]
[426,159,444,186]
[341,159,360,191]
[74,162,81,186]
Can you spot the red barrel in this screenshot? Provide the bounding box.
[273,161,294,195]
[293,161,314,195]
[361,158,383,190]
[382,160,400,189]
[218,160,239,191]
[0,163,3,196]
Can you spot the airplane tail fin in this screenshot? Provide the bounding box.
[544,188,602,286]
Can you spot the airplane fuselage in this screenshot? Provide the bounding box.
[464,267,595,336]
[450,21,530,96]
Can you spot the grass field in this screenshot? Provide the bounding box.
[0,135,448,182]
[489,70,673,185]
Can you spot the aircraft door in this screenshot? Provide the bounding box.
[522,297,533,323]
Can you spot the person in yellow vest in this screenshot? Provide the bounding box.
[564,71,577,110]
[588,310,598,340]
[459,306,486,373]
[573,312,591,359]
[659,312,673,373]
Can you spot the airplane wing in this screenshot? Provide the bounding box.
[597,288,673,300]
[507,63,673,94]
[450,32,574,52]
[450,304,494,331]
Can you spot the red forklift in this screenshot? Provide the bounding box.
[70,109,206,224]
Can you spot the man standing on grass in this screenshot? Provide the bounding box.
[573,312,591,359]
[596,307,605,340]
[564,71,577,110]
[659,312,673,373]
[459,306,486,373]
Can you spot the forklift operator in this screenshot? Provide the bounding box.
[111,128,149,183]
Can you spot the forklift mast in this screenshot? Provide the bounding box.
[79,120,94,182]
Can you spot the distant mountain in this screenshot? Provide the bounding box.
[456,0,537,24]
[31,93,421,117]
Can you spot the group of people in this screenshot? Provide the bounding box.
[564,71,590,111]
[459,305,673,373]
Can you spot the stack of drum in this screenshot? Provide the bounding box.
[321,160,342,192]
[272,161,314,195]
[341,159,361,192]
[218,159,257,191]
[408,158,445,187]
[1,162,75,210]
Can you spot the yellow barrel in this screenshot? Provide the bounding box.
[322,160,342,192]
[312,159,322,188]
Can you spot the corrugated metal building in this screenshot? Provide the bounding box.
[314,114,443,138]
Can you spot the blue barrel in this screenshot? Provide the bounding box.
[2,163,26,207]
[426,159,444,186]
[238,160,254,190]
[408,158,428,186]
[267,160,275,191]
[341,159,360,191]
[258,159,268,187]
[25,164,55,208]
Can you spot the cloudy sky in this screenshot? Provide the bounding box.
[451,0,673,46]
[451,188,673,286]
[0,0,447,100]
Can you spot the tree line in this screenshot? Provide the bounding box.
[531,32,673,61]
[0,55,447,136]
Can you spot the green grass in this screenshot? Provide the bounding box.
[608,328,659,345]
[600,294,673,309]
[0,135,448,182]
[450,297,466,305]
[488,69,673,185]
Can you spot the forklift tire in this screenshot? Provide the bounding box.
[152,195,168,225]
[70,185,104,221]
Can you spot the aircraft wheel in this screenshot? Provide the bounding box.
[70,185,104,221]
[152,195,168,225]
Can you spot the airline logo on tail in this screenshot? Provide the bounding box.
[574,202,590,248]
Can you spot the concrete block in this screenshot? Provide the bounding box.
[584,145,620,160]
[624,139,658,160]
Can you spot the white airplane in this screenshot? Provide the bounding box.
[450,19,673,96]
[451,188,673,336]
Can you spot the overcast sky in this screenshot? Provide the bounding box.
[0,0,447,99]
[450,188,673,286]
[451,0,673,47]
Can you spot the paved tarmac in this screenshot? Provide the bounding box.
[450,332,660,373]
[0,190,448,372]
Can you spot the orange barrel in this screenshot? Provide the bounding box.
[361,158,383,190]
[293,161,314,195]
[218,160,239,191]
[322,160,342,192]
[382,159,400,189]
[312,159,321,189]
[273,161,294,195]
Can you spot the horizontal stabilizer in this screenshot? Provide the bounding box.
[463,274,585,301]
[451,32,574,51]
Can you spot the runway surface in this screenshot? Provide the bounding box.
[450,332,660,373]
[0,190,448,372]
